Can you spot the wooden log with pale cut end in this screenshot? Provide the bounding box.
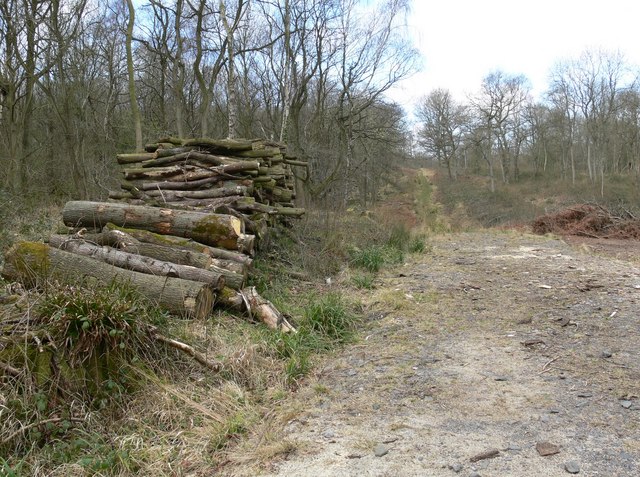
[103,223,253,266]
[1,242,216,319]
[47,235,231,288]
[76,229,247,276]
[241,287,296,333]
[217,286,296,333]
[62,201,248,252]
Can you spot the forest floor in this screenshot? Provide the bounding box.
[226,170,640,477]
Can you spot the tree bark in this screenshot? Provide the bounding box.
[47,235,234,288]
[62,201,248,252]
[241,287,296,333]
[103,223,253,266]
[144,185,251,200]
[2,242,216,319]
[77,229,247,276]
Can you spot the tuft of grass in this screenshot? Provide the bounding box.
[352,273,375,289]
[304,292,357,343]
[259,292,359,385]
[386,224,411,250]
[409,236,428,254]
[349,246,386,273]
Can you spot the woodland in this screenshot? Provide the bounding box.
[2,1,640,211]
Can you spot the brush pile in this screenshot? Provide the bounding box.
[1,137,308,332]
[532,204,640,239]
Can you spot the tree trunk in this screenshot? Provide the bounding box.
[47,235,242,288]
[62,201,249,252]
[2,242,215,319]
[103,223,253,266]
[78,229,247,276]
[125,0,143,151]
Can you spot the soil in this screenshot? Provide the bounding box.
[227,174,640,477]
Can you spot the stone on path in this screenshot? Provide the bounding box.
[373,443,389,457]
[564,460,581,474]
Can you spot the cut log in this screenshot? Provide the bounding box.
[47,235,230,288]
[145,185,251,200]
[141,151,240,168]
[183,137,255,152]
[103,223,253,266]
[284,159,309,167]
[241,287,296,333]
[142,175,224,191]
[1,242,216,319]
[77,229,247,276]
[62,201,248,252]
[116,152,158,164]
[159,196,246,210]
[216,286,296,333]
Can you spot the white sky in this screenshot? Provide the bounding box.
[387,0,640,120]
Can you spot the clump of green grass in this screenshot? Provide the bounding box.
[352,273,375,289]
[261,292,359,384]
[386,224,411,250]
[0,281,171,461]
[409,236,428,253]
[349,246,386,272]
[304,292,356,343]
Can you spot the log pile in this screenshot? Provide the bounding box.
[110,137,306,230]
[1,137,308,333]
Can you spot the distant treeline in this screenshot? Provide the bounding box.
[416,49,640,195]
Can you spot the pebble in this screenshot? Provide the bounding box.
[450,463,463,473]
[374,444,389,457]
[506,444,521,451]
[322,430,335,439]
[621,400,633,409]
[469,473,482,477]
[536,441,561,456]
[600,350,613,358]
[577,392,593,398]
[564,460,581,474]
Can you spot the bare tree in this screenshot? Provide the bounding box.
[471,71,530,185]
[417,88,467,179]
[125,0,143,150]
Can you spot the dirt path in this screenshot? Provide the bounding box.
[235,231,640,477]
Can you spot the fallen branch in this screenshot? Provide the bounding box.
[240,287,297,333]
[1,417,86,446]
[154,334,222,372]
[538,356,561,375]
[0,360,21,376]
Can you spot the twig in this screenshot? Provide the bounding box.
[0,360,21,376]
[538,356,561,375]
[1,417,85,445]
[154,334,222,373]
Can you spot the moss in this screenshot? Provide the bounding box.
[192,216,238,249]
[6,242,50,286]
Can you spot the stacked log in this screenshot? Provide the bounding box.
[1,137,306,332]
[110,137,306,229]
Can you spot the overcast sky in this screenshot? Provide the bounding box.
[387,0,640,120]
